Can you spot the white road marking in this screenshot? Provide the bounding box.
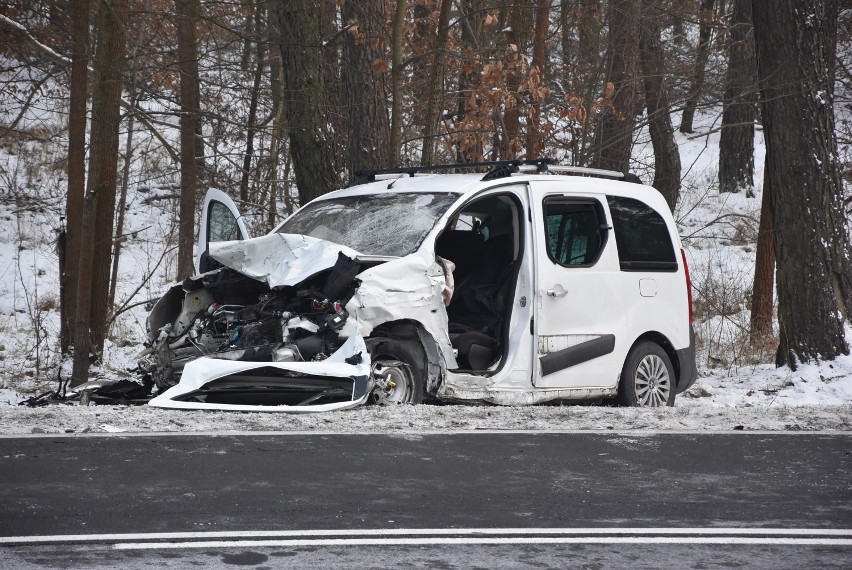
[2,528,851,547]
[110,537,852,550]
[1,429,850,439]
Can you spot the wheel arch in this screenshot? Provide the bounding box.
[630,331,681,385]
[366,319,444,395]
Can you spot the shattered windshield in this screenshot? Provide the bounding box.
[278,192,459,256]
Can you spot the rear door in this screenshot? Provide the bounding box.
[530,181,626,389]
[196,189,249,274]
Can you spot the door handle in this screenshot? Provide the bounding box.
[546,285,567,298]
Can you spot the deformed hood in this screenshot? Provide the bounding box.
[209,233,362,288]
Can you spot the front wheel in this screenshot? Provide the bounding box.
[368,340,425,405]
[616,341,675,407]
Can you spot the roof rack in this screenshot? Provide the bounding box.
[351,158,640,185]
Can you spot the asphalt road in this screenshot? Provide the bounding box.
[0,431,850,568]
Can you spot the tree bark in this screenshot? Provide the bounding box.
[176,0,200,280]
[61,0,90,354]
[753,0,852,368]
[342,0,391,176]
[420,0,451,167]
[454,0,484,162]
[639,0,681,212]
[525,0,550,159]
[750,164,775,344]
[561,1,605,165]
[276,0,339,206]
[592,0,641,172]
[680,0,715,134]
[71,0,129,385]
[265,9,288,224]
[109,0,149,313]
[501,0,529,160]
[718,0,757,195]
[388,0,407,163]
[239,13,265,203]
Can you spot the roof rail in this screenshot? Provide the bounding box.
[350,158,641,185]
[352,159,545,185]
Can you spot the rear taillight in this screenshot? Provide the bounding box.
[681,248,694,326]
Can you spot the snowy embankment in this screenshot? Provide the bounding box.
[0,400,849,435]
[1,350,851,434]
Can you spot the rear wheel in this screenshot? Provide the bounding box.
[616,341,675,407]
[368,340,425,405]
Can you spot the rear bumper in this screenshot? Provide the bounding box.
[675,327,698,393]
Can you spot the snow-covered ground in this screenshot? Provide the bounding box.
[0,81,850,435]
[1,348,850,434]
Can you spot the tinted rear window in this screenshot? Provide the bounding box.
[606,196,677,271]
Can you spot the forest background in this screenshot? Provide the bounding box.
[0,0,851,405]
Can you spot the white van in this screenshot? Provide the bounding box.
[142,160,696,412]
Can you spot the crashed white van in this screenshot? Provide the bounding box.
[141,159,696,412]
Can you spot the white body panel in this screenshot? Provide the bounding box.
[147,173,694,411]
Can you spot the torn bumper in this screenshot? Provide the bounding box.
[148,335,372,413]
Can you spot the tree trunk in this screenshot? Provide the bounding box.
[454,0,484,162]
[753,0,852,368]
[388,0,407,163]
[240,0,254,71]
[639,0,681,212]
[176,0,200,280]
[420,0,451,167]
[342,0,391,176]
[276,0,339,206]
[562,1,605,165]
[718,0,757,195]
[109,0,149,313]
[750,164,775,344]
[501,0,529,159]
[71,0,129,385]
[61,0,90,354]
[239,22,266,202]
[680,0,715,134]
[264,3,286,225]
[525,0,550,159]
[592,0,641,172]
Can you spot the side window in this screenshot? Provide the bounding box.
[606,196,677,271]
[543,199,607,267]
[207,201,242,243]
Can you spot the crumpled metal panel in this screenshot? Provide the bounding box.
[148,334,371,413]
[342,251,458,370]
[149,233,456,411]
[209,233,361,288]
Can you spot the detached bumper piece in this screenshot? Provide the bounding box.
[148,335,371,413]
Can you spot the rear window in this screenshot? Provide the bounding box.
[606,196,677,271]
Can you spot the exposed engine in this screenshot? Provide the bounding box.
[139,253,361,390]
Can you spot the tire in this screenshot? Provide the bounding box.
[616,341,675,407]
[368,339,426,405]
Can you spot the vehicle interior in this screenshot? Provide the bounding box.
[434,193,523,372]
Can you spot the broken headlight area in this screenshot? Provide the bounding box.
[139,252,371,409]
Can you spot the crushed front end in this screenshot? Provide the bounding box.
[139,235,373,411]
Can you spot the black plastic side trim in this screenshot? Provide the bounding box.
[540,334,616,376]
